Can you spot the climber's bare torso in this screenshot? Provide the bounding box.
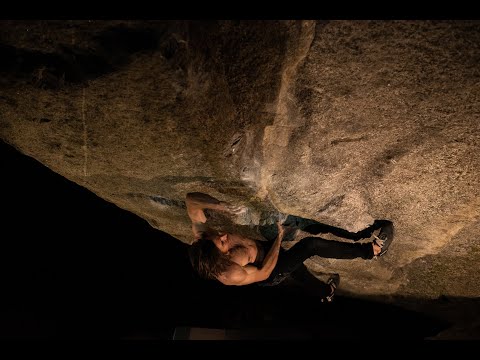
[222,232,258,266]
[185,192,288,286]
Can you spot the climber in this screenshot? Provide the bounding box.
[185,192,394,302]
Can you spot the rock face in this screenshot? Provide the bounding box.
[1,20,479,305]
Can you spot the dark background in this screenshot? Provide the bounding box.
[0,139,449,340]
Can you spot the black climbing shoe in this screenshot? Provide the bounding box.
[322,273,340,303]
[373,221,395,257]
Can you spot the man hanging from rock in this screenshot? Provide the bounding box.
[186,192,394,302]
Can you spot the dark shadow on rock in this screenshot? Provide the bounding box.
[0,25,164,89]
